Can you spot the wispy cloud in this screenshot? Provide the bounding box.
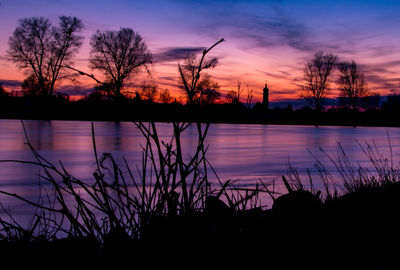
[358,60,400,93]
[365,75,400,93]
[256,69,293,80]
[0,79,21,87]
[153,47,205,63]
[190,2,321,53]
[56,85,94,96]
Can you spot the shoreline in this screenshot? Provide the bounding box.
[1,182,400,268]
[2,116,400,129]
[2,95,400,128]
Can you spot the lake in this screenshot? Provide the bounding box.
[1,119,400,216]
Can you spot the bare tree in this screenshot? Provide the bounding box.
[0,83,7,97]
[89,81,117,100]
[362,94,380,111]
[337,60,368,111]
[179,38,224,104]
[245,84,254,108]
[226,80,243,104]
[7,16,84,95]
[140,83,158,103]
[302,51,337,112]
[21,74,47,95]
[89,28,152,99]
[226,91,235,103]
[196,74,221,104]
[158,89,173,104]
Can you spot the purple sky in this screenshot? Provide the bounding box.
[1,0,400,101]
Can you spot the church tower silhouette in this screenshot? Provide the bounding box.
[263,81,269,110]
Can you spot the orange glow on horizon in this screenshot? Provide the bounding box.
[1,55,396,103]
[0,0,400,104]
[1,28,399,103]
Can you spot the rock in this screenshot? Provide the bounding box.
[205,196,234,218]
[204,196,236,234]
[272,189,322,217]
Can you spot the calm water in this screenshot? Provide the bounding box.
[1,119,400,215]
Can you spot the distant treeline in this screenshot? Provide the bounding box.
[2,92,400,127]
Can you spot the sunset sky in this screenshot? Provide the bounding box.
[0,0,400,102]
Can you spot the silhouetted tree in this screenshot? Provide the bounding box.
[8,16,84,95]
[382,94,400,112]
[202,88,221,105]
[337,60,368,111]
[89,28,152,99]
[245,84,254,108]
[158,89,173,104]
[226,91,236,103]
[140,83,158,103]
[253,102,265,113]
[87,81,117,100]
[21,74,47,95]
[0,83,7,97]
[196,74,221,104]
[179,38,224,104]
[226,80,243,104]
[362,94,381,111]
[302,51,337,112]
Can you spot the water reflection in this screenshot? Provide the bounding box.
[1,120,400,216]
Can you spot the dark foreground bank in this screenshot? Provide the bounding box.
[1,120,400,269]
[1,182,400,269]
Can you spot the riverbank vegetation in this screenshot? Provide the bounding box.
[0,120,400,268]
[1,92,400,127]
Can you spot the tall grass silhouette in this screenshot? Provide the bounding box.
[1,122,400,269]
[0,120,265,242]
